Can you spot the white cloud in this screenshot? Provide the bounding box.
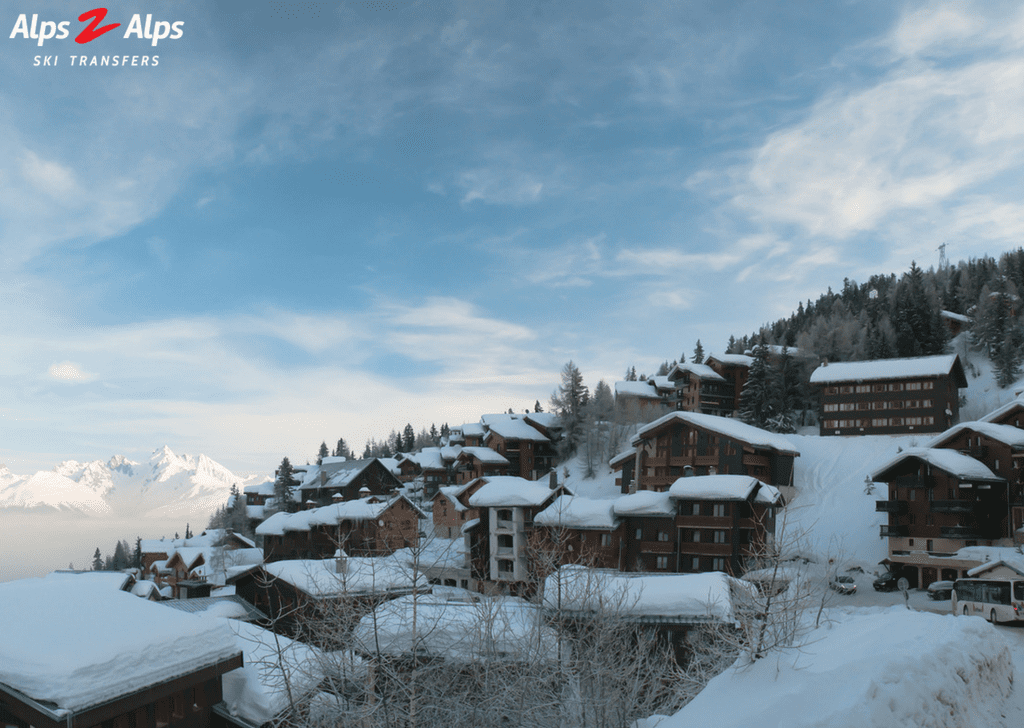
[47,362,92,382]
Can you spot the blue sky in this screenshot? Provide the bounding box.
[3,0,1024,474]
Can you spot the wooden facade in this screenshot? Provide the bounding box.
[298,459,402,506]
[811,355,967,436]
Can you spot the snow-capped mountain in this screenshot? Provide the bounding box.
[0,447,270,519]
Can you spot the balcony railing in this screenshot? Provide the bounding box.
[495,519,514,531]
[875,500,908,514]
[929,500,980,514]
[879,525,910,537]
[940,526,998,540]
[892,476,928,488]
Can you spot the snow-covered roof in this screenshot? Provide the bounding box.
[927,421,1024,450]
[484,418,550,442]
[480,413,517,425]
[159,595,269,623]
[298,458,390,490]
[244,481,276,496]
[458,423,486,437]
[436,485,469,512]
[542,566,750,622]
[256,496,423,535]
[941,310,971,323]
[980,395,1024,423]
[0,573,240,713]
[668,475,781,504]
[614,380,661,398]
[966,558,1024,578]
[870,447,1002,482]
[668,362,726,382]
[221,620,350,725]
[613,490,675,516]
[459,446,510,465]
[468,476,565,507]
[634,411,800,455]
[141,529,251,554]
[524,412,561,431]
[45,569,134,592]
[263,556,416,597]
[609,448,635,467]
[809,354,963,384]
[401,447,446,470]
[351,595,557,661]
[706,354,753,368]
[534,495,618,529]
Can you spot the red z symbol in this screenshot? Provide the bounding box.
[76,8,121,44]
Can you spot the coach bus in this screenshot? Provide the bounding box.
[952,578,1024,623]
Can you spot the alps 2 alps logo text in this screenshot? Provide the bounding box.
[10,8,184,47]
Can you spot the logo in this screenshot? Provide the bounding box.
[10,9,184,47]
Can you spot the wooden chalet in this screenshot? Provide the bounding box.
[141,531,256,582]
[256,494,424,563]
[297,457,402,506]
[613,411,798,498]
[705,354,752,412]
[810,354,967,436]
[872,448,1007,587]
[981,396,1024,429]
[483,417,556,480]
[532,495,622,571]
[432,480,483,538]
[665,362,735,416]
[614,379,669,418]
[453,446,511,484]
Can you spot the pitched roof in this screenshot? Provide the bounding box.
[980,395,1024,424]
[459,446,510,465]
[614,380,660,399]
[484,418,551,442]
[612,490,675,516]
[668,474,781,504]
[535,495,618,529]
[668,362,726,382]
[870,447,1002,482]
[927,421,1024,450]
[262,556,416,597]
[706,354,753,368]
[809,354,966,385]
[468,476,566,507]
[633,411,800,455]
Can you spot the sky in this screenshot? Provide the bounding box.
[3,0,1024,475]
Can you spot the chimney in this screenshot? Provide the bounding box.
[683,465,695,478]
[549,470,558,490]
[628,478,637,495]
[335,549,347,574]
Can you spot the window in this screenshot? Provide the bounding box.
[824,404,839,412]
[656,556,669,569]
[856,385,871,393]
[873,418,889,427]
[497,559,514,575]
[497,509,512,522]
[691,556,700,570]
[497,534,514,549]
[713,530,728,544]
[692,530,701,543]
[927,539,933,551]
[635,528,643,540]
[601,533,611,547]
[906,382,922,391]
[657,531,670,542]
[712,558,726,571]
[713,503,727,517]
[840,403,856,411]
[924,381,934,389]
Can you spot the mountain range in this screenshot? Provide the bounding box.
[0,446,270,520]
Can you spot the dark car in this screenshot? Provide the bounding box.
[927,580,954,600]
[873,571,910,592]
[829,575,857,595]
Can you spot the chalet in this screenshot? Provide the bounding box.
[705,354,752,412]
[0,574,242,728]
[432,481,483,538]
[159,546,263,598]
[613,411,798,499]
[981,395,1024,428]
[397,447,456,497]
[141,530,256,579]
[664,362,734,416]
[940,310,971,337]
[297,457,402,506]
[612,490,678,573]
[453,446,511,484]
[483,417,556,480]
[255,494,425,562]
[523,411,563,441]
[243,481,275,524]
[614,380,668,417]
[532,495,621,570]
[872,448,1007,587]
[810,354,967,436]
[451,423,486,447]
[465,475,571,595]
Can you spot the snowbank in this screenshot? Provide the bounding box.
[664,607,1012,728]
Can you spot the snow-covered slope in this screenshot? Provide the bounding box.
[0,447,269,519]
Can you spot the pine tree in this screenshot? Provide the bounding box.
[739,343,774,429]
[362,441,373,459]
[92,547,103,571]
[334,437,351,459]
[274,457,299,513]
[112,540,129,570]
[692,340,705,364]
[317,441,330,465]
[133,537,143,569]
[429,423,440,444]
[185,523,193,540]
[550,360,589,458]
[402,424,415,453]
[534,400,544,413]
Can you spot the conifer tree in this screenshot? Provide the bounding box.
[429,423,439,444]
[317,441,330,465]
[402,424,415,452]
[692,340,705,364]
[133,537,142,569]
[274,457,299,513]
[551,360,590,458]
[92,547,103,571]
[739,343,774,429]
[534,400,544,413]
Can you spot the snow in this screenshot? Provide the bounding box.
[613,490,675,516]
[484,418,551,442]
[263,556,417,597]
[0,573,239,713]
[869,447,999,482]
[634,411,799,454]
[609,448,635,467]
[941,309,972,323]
[668,362,726,382]
[457,422,486,437]
[809,353,961,384]
[459,446,510,464]
[668,474,781,504]
[255,510,292,536]
[542,566,748,622]
[255,495,422,536]
[663,607,1012,728]
[535,495,618,529]
[468,476,562,507]
[615,380,660,398]
[706,353,753,367]
[927,420,1024,448]
[351,594,557,661]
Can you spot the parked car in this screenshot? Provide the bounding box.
[927,580,954,601]
[830,575,857,595]
[872,571,910,592]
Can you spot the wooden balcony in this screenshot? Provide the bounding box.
[929,500,981,514]
[875,500,908,514]
[879,525,909,537]
[742,454,770,468]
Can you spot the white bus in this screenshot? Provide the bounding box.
[952,578,1024,623]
